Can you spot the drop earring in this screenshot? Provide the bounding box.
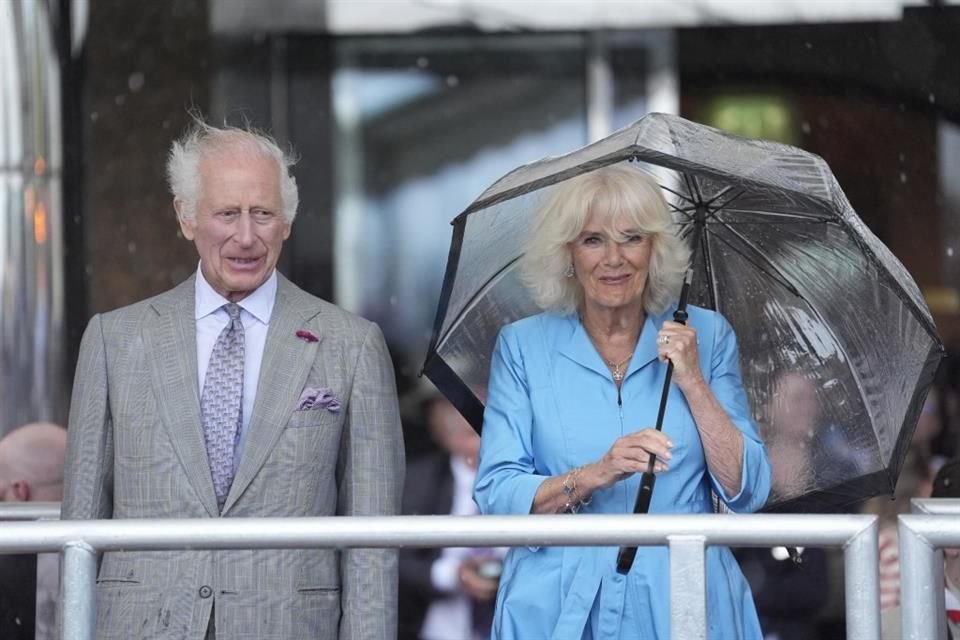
[565,263,575,278]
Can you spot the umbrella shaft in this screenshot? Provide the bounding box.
[654,361,674,433]
[617,474,656,574]
[616,294,690,573]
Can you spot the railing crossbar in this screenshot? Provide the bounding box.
[0,510,880,640]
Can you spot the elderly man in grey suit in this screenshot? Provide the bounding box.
[61,119,405,639]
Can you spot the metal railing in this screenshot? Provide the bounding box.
[0,502,60,520]
[0,508,880,640]
[898,498,960,640]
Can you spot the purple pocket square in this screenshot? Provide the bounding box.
[297,387,341,413]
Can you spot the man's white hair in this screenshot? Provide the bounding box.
[166,117,299,224]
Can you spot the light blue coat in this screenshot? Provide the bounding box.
[474,307,772,640]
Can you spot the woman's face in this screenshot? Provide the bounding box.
[570,209,652,316]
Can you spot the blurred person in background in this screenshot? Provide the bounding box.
[734,545,828,640]
[736,372,830,640]
[761,370,872,503]
[0,422,68,640]
[882,456,960,639]
[864,451,934,613]
[400,389,502,640]
[759,371,818,503]
[474,165,771,639]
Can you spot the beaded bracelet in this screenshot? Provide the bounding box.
[561,466,593,513]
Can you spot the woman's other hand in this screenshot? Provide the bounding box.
[533,429,674,514]
[593,428,673,489]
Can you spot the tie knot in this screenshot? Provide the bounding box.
[224,303,241,321]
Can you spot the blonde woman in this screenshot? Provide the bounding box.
[474,164,771,640]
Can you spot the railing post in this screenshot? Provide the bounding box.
[669,534,706,640]
[844,518,880,640]
[899,518,944,640]
[61,541,97,640]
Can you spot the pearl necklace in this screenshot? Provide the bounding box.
[607,353,634,382]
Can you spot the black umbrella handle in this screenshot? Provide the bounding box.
[616,275,692,575]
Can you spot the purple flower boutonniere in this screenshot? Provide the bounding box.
[297,387,341,413]
[296,329,319,343]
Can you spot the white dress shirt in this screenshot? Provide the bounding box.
[194,265,277,471]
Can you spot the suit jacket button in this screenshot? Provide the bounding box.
[198,586,213,598]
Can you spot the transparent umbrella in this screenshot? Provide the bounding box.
[422,112,943,514]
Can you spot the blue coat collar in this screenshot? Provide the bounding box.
[556,309,669,382]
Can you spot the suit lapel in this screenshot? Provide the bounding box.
[144,276,221,517]
[223,275,321,513]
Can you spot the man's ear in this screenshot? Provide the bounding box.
[174,199,196,241]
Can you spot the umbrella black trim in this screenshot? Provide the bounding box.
[422,215,491,431]
[762,469,894,513]
[887,339,944,483]
[423,217,467,373]
[422,352,486,433]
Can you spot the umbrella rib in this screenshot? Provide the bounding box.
[678,223,697,243]
[670,203,697,223]
[714,209,836,225]
[434,254,524,351]
[661,183,698,208]
[684,173,704,211]
[686,175,741,224]
[665,180,749,226]
[667,179,834,226]
[699,221,719,310]
[703,185,739,211]
[705,223,802,298]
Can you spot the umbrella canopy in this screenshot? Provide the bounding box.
[422,112,943,512]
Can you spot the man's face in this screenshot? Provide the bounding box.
[178,150,291,302]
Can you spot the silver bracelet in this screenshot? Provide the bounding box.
[561,467,592,513]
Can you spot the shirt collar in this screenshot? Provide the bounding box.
[194,262,277,324]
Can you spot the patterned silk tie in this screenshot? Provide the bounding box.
[201,303,245,511]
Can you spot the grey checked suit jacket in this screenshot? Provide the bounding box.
[62,273,405,640]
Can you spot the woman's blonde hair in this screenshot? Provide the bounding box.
[520,163,690,315]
